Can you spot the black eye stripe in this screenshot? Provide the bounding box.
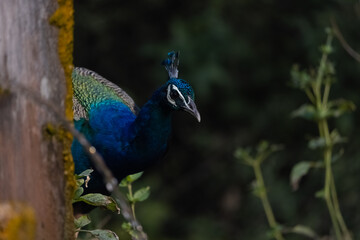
[170,90,179,98]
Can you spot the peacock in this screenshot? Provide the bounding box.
[71,52,200,213]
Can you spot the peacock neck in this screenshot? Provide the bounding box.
[124,87,172,167]
[134,96,172,139]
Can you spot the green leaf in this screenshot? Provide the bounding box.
[290,161,312,191]
[133,186,150,202]
[75,178,85,188]
[76,169,94,179]
[121,222,139,238]
[324,61,335,75]
[119,172,144,187]
[234,148,253,165]
[121,222,132,231]
[315,189,325,198]
[126,172,144,183]
[74,215,91,229]
[320,44,333,54]
[119,178,128,187]
[291,225,317,238]
[75,193,120,213]
[73,187,84,200]
[86,229,119,240]
[291,104,317,121]
[290,65,312,89]
[266,224,284,239]
[256,140,269,153]
[325,27,333,35]
[308,137,326,149]
[330,129,347,145]
[332,148,344,163]
[328,99,356,118]
[308,131,346,150]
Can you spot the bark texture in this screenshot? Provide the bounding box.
[0,0,73,239]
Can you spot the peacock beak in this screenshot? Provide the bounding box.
[183,98,201,123]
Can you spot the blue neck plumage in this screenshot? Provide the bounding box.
[121,86,172,172]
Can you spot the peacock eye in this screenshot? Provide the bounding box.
[170,90,179,99]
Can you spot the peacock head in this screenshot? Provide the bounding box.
[162,51,201,122]
[165,78,200,122]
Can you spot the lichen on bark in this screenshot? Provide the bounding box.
[49,0,76,239]
[0,202,36,240]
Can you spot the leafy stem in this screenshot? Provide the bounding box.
[127,181,137,221]
[319,118,351,240]
[293,28,352,240]
[314,32,333,103]
[235,142,285,240]
[119,172,151,239]
[315,33,352,239]
[253,161,284,240]
[331,176,351,239]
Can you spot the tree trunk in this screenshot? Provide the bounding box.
[0,0,74,239]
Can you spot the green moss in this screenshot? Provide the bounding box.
[0,87,10,101]
[49,0,75,239]
[0,202,36,240]
[44,123,76,239]
[62,134,76,240]
[0,87,9,95]
[49,0,74,121]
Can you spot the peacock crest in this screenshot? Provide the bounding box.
[162,51,180,79]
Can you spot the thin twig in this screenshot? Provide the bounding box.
[331,18,360,63]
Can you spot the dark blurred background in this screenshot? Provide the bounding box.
[73,1,360,239]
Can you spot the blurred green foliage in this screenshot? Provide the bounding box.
[74,0,360,239]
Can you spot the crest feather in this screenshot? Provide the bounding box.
[162,51,179,79]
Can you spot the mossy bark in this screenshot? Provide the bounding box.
[50,0,76,239]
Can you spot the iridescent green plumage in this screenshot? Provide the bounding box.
[72,67,138,120]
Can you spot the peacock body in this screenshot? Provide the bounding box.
[71,52,200,211]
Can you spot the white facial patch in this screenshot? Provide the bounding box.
[187,96,191,105]
[167,85,176,106]
[167,84,189,108]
